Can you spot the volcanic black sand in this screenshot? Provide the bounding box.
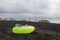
[0,20,60,40]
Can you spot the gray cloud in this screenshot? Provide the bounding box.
[0,0,48,13]
[0,0,60,19]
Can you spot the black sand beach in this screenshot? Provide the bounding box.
[0,20,60,40]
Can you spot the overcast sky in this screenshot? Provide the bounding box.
[0,0,60,19]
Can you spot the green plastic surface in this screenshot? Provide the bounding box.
[12,25,35,34]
